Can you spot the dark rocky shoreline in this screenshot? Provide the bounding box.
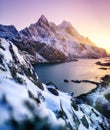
[76,74,110,120]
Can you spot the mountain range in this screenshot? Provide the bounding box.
[0,15,107,63]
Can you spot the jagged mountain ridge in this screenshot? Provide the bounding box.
[20,15,96,46]
[58,20,95,46]
[0,15,107,63]
[0,24,18,39]
[19,15,107,61]
[0,38,110,130]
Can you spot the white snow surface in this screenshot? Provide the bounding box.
[0,38,109,130]
[87,84,110,106]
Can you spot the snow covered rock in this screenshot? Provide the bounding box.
[0,38,110,130]
[0,24,18,39]
[78,74,110,120]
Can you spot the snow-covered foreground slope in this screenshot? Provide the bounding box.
[0,38,109,130]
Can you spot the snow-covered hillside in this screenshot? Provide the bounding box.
[0,38,109,130]
[0,15,107,63]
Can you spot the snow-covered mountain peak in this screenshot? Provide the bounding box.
[58,20,78,32]
[0,16,108,62]
[58,20,83,40]
[59,20,72,28]
[37,14,49,26]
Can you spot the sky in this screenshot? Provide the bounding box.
[0,0,110,52]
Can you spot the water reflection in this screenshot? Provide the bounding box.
[34,58,110,97]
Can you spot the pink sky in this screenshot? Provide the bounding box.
[0,0,110,52]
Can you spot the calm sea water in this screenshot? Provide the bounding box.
[34,58,110,97]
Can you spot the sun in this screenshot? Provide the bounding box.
[106,48,110,54]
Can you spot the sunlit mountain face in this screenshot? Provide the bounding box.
[1,0,110,53]
[0,15,108,64]
[106,49,110,53]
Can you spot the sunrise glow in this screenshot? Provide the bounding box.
[0,0,110,52]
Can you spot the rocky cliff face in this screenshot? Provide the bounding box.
[0,38,109,130]
[0,15,108,63]
[0,24,18,39]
